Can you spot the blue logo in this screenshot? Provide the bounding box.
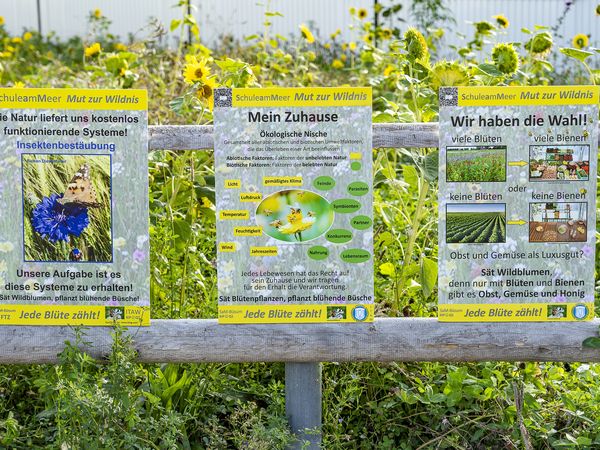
[572,304,589,320]
[352,306,368,321]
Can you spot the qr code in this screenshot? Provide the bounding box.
[214,88,232,108]
[439,87,458,107]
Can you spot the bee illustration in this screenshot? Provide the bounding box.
[269,219,283,229]
[263,209,273,216]
[278,207,316,241]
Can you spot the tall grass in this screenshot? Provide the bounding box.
[22,153,112,262]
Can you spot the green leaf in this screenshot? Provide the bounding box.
[372,112,396,123]
[420,257,437,298]
[170,19,182,32]
[477,63,503,77]
[560,47,594,63]
[423,151,438,181]
[582,337,600,349]
[402,164,419,189]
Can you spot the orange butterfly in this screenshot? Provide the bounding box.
[57,164,101,208]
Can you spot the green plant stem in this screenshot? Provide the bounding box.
[397,176,429,302]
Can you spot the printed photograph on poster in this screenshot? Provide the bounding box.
[21,153,112,262]
[256,189,334,243]
[445,203,506,244]
[529,145,590,181]
[446,145,507,182]
[529,202,587,242]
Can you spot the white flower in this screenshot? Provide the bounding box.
[137,234,148,248]
[114,237,126,249]
[0,241,14,252]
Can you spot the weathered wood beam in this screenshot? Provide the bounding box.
[2,318,599,364]
[148,123,600,151]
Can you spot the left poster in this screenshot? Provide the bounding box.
[0,88,149,326]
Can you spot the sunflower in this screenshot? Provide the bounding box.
[380,28,393,40]
[23,31,32,41]
[491,43,519,75]
[596,4,600,15]
[299,24,315,44]
[183,56,211,84]
[357,8,368,19]
[493,14,509,28]
[572,33,589,49]
[93,9,102,19]
[84,42,102,57]
[429,61,470,90]
[0,17,4,26]
[524,31,553,55]
[198,77,216,110]
[404,27,429,61]
[115,43,128,52]
[349,41,357,52]
[332,59,344,69]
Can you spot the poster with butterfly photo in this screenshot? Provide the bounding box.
[22,154,112,263]
[0,88,150,326]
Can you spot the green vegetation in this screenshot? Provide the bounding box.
[0,2,598,448]
[446,212,506,243]
[447,148,506,182]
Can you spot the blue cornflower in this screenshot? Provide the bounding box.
[31,193,89,243]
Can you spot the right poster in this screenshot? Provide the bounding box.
[438,86,599,322]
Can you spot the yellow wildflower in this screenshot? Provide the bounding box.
[341,43,348,51]
[330,29,341,40]
[115,43,127,52]
[332,59,344,69]
[94,9,102,19]
[13,81,24,88]
[349,7,356,15]
[324,43,331,49]
[11,37,22,44]
[198,77,216,111]
[0,17,5,26]
[572,33,589,49]
[306,51,316,62]
[23,32,32,41]
[299,24,315,44]
[381,28,392,40]
[357,8,368,19]
[363,34,373,44]
[597,4,600,15]
[84,42,102,57]
[493,15,509,28]
[201,197,212,208]
[183,56,211,84]
[383,65,394,77]
[340,54,347,62]
[349,41,357,52]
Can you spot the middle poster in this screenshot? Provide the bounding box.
[214,87,373,323]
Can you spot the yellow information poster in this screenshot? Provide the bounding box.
[214,87,374,323]
[438,86,599,322]
[0,88,150,326]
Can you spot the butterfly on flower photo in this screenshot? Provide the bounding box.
[22,153,112,262]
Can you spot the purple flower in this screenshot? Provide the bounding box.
[31,194,89,243]
[132,249,146,263]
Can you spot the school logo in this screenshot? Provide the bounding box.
[352,305,368,321]
[572,304,589,320]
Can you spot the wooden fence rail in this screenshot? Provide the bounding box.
[2,318,600,365]
[5,123,600,448]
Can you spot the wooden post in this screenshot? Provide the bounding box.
[285,362,322,449]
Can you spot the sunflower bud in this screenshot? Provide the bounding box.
[404,27,429,62]
[491,43,519,75]
[524,31,553,55]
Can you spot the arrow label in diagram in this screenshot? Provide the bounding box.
[507,219,527,225]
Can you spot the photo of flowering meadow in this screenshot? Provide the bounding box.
[0,1,599,448]
[22,154,112,262]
